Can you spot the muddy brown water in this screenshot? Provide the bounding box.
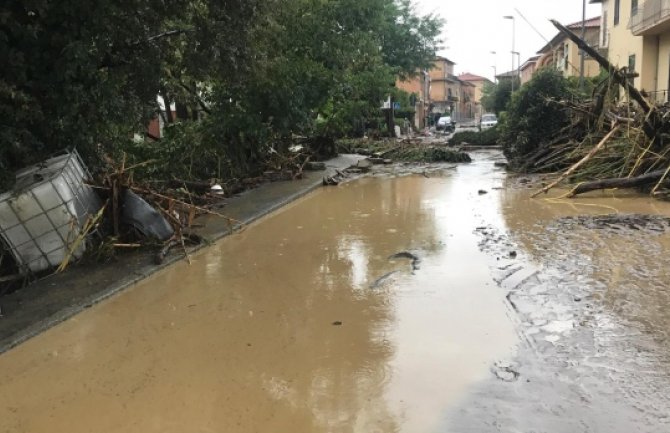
[0,158,517,433]
[2,152,670,432]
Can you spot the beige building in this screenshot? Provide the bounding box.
[536,17,602,79]
[458,73,493,119]
[519,55,540,85]
[429,57,463,119]
[396,58,490,126]
[592,0,670,103]
[396,71,431,129]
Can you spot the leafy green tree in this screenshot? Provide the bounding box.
[1,0,443,186]
[481,78,519,114]
[498,68,571,167]
[0,0,260,186]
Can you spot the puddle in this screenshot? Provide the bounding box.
[0,156,517,433]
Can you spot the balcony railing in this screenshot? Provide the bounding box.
[630,0,670,35]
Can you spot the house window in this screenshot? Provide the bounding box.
[614,0,620,25]
[631,0,638,16]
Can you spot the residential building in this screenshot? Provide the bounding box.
[519,55,541,84]
[496,70,519,83]
[396,71,431,129]
[396,57,489,126]
[592,0,670,103]
[536,17,602,79]
[459,80,477,119]
[458,73,494,119]
[429,57,463,120]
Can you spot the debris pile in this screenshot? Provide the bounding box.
[337,137,471,163]
[523,21,670,199]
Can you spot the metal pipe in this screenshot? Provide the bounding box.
[579,0,586,90]
[504,15,516,92]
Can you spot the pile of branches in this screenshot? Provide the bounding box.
[96,154,244,266]
[526,21,670,199]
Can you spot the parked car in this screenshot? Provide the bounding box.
[480,113,498,130]
[436,116,455,133]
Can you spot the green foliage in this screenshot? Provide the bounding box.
[1,0,443,186]
[481,78,520,114]
[0,0,261,188]
[450,127,499,146]
[498,68,572,167]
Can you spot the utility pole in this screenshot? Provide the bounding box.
[504,15,516,93]
[579,0,586,90]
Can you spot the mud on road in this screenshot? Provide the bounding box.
[448,170,670,432]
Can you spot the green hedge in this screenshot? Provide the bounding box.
[449,127,499,146]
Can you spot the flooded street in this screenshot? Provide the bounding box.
[1,151,670,432]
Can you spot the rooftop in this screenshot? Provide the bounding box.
[496,70,518,79]
[538,16,601,54]
[458,73,492,83]
[434,56,456,65]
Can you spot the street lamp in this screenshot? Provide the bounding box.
[504,15,516,92]
[512,51,521,85]
[490,51,497,83]
[579,0,586,90]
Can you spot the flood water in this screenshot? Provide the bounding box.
[0,157,517,433]
[2,152,670,432]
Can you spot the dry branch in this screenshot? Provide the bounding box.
[532,125,621,197]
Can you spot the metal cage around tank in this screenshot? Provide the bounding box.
[0,150,101,275]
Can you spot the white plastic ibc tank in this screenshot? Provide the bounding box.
[0,151,101,273]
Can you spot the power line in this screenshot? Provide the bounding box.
[514,7,550,45]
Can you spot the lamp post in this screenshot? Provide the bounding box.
[512,51,521,85]
[490,50,497,83]
[579,0,586,90]
[504,15,516,92]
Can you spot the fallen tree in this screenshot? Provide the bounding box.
[522,20,670,199]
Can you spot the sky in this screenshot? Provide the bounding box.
[414,0,602,81]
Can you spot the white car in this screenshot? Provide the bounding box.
[436,116,455,132]
[480,113,498,130]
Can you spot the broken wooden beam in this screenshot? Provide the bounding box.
[567,169,667,197]
[550,19,651,114]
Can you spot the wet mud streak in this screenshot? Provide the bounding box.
[446,178,670,433]
[369,271,399,289]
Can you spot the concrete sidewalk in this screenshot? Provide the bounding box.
[0,154,362,354]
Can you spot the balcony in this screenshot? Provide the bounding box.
[630,0,670,36]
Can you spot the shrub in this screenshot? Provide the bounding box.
[498,68,572,168]
[449,127,499,146]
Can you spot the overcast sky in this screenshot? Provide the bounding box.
[414,0,602,80]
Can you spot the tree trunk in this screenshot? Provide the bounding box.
[568,169,666,196]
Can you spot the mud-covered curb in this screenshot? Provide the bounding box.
[0,154,363,354]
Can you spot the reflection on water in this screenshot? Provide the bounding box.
[0,166,517,433]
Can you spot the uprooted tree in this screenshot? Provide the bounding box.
[509,20,670,199]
